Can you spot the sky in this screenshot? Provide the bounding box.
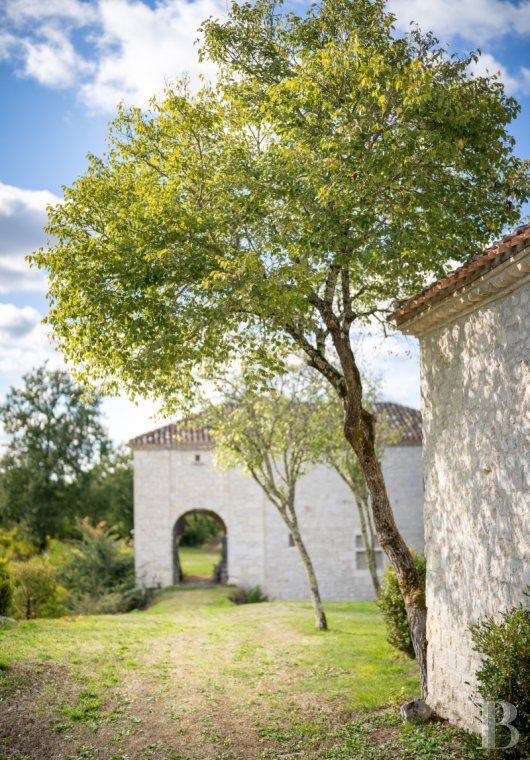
[0,0,529,445]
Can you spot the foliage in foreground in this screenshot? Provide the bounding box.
[228,585,269,605]
[470,600,530,757]
[378,551,427,658]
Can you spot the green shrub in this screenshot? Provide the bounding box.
[0,526,37,561]
[470,600,530,758]
[378,551,426,658]
[59,518,142,613]
[11,558,67,619]
[228,585,268,605]
[0,558,13,616]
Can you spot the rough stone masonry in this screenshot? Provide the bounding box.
[391,224,530,731]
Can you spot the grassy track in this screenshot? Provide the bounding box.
[178,545,222,579]
[0,587,481,759]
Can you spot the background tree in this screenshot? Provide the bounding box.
[206,370,328,629]
[80,447,134,537]
[32,0,530,692]
[179,513,223,546]
[0,366,111,546]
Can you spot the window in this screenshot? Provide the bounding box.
[355,534,384,571]
[194,454,201,464]
[288,533,295,547]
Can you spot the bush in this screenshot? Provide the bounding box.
[378,551,426,658]
[0,558,13,616]
[59,518,141,614]
[470,600,530,758]
[0,527,37,561]
[11,558,67,619]
[228,585,268,605]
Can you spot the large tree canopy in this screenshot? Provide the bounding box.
[31,0,529,694]
[32,0,528,408]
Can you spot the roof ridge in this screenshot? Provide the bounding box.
[389,223,530,323]
[129,400,422,449]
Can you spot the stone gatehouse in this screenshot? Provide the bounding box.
[129,402,424,601]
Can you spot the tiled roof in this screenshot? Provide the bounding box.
[128,401,422,450]
[128,417,214,450]
[389,223,530,325]
[374,402,422,446]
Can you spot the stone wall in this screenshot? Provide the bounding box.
[134,444,424,601]
[420,281,530,730]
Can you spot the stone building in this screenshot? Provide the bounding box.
[391,224,530,731]
[129,402,424,601]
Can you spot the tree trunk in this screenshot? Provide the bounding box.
[284,507,328,630]
[356,494,380,595]
[346,407,428,697]
[311,309,428,695]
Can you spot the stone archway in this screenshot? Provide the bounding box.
[172,509,227,585]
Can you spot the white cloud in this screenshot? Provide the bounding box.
[0,304,57,374]
[520,66,530,94]
[0,303,42,341]
[389,0,530,45]
[0,182,59,293]
[469,52,522,96]
[352,329,421,409]
[3,0,98,26]
[22,26,94,88]
[0,257,47,293]
[0,0,224,112]
[1,0,530,108]
[80,0,222,111]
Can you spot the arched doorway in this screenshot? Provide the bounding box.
[172,510,227,585]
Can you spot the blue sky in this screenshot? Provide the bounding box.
[0,0,529,444]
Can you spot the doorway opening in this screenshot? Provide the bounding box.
[173,510,227,585]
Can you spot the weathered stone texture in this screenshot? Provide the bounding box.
[134,445,424,601]
[421,281,530,730]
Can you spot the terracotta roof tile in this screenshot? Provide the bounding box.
[128,401,422,450]
[389,223,530,324]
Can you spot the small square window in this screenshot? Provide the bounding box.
[355,533,384,571]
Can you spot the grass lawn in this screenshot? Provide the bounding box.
[178,546,222,579]
[0,587,481,760]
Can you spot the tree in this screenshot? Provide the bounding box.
[80,447,134,537]
[31,0,530,693]
[314,383,400,595]
[0,365,110,546]
[206,370,328,629]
